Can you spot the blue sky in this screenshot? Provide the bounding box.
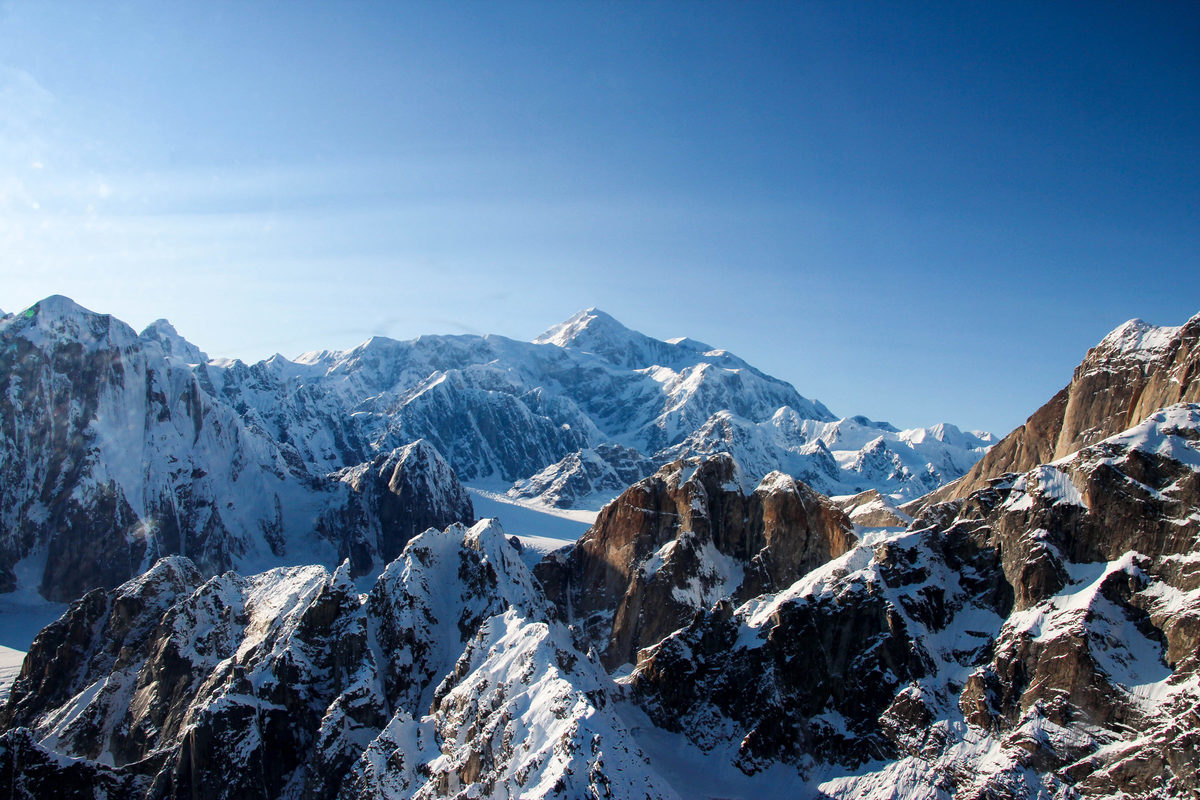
[1,1,1198,434]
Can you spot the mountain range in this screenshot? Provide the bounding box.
[2,299,1198,799]
[0,297,990,605]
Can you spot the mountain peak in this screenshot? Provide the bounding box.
[1096,316,1183,359]
[139,318,208,363]
[533,307,630,348]
[5,295,138,351]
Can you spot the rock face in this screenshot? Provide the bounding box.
[631,404,1200,798]
[835,488,914,528]
[0,297,473,602]
[3,405,1200,797]
[0,521,677,799]
[332,439,475,572]
[539,454,856,668]
[920,312,1200,510]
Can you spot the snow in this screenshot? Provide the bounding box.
[2,295,139,353]
[1003,464,1087,511]
[615,699,807,800]
[1004,552,1173,702]
[754,470,797,494]
[670,534,745,608]
[0,549,69,649]
[468,488,594,545]
[1098,317,1183,360]
[666,407,992,503]
[1083,404,1200,470]
[643,538,678,579]
[743,539,882,629]
[0,645,25,703]
[1031,465,1087,507]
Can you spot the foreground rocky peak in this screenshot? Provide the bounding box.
[538,453,856,669]
[632,403,1200,797]
[0,520,677,799]
[3,402,1199,797]
[918,310,1200,511]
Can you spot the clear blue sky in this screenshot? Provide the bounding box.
[2,1,1198,434]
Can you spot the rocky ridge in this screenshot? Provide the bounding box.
[630,403,1200,797]
[918,312,1200,511]
[0,520,677,799]
[0,297,473,601]
[538,454,856,669]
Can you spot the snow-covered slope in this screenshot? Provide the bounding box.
[0,297,473,605]
[663,409,994,503]
[214,304,988,506]
[5,405,1198,798]
[4,298,989,537]
[0,521,678,799]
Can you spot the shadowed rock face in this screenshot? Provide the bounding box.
[0,298,473,603]
[631,404,1200,798]
[537,453,856,669]
[2,408,1200,798]
[331,439,475,574]
[0,522,676,800]
[916,312,1200,512]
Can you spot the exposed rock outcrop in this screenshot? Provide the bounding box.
[917,312,1200,511]
[631,404,1200,798]
[0,521,676,799]
[539,454,856,668]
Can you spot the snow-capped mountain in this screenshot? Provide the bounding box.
[208,305,990,507]
[0,296,991,606]
[3,310,1200,798]
[0,297,474,602]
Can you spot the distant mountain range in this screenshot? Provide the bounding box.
[0,296,990,603]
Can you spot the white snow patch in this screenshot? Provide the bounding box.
[0,645,25,703]
[468,488,593,550]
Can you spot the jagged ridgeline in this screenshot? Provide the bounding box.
[0,296,990,604]
[1,300,1198,799]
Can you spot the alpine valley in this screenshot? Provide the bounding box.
[1,296,1198,800]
